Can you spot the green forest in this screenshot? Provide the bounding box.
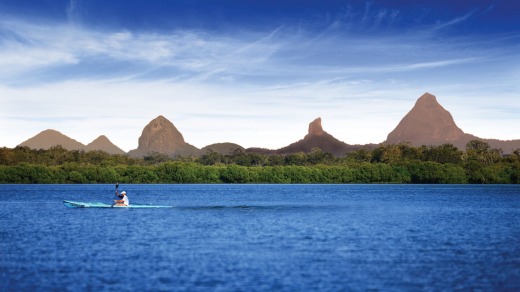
[1,140,519,184]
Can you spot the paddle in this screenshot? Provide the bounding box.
[112,182,119,206]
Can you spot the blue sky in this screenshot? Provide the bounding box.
[1,0,519,151]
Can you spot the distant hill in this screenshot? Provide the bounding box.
[277,118,353,156]
[247,118,374,156]
[84,135,125,155]
[127,115,200,157]
[478,138,520,154]
[385,93,520,153]
[19,129,85,151]
[245,147,277,155]
[201,143,245,155]
[18,129,125,154]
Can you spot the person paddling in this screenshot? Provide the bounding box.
[114,190,129,206]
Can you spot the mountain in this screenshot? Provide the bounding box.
[385,93,520,153]
[479,138,520,154]
[275,117,368,156]
[201,143,245,155]
[18,129,126,154]
[127,115,200,157]
[386,93,468,146]
[85,135,126,155]
[18,129,85,150]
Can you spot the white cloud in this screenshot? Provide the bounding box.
[0,46,77,68]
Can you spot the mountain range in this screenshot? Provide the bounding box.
[17,93,520,155]
[19,129,125,155]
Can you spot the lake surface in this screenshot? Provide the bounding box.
[1,184,519,291]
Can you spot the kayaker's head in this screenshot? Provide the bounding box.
[121,191,126,196]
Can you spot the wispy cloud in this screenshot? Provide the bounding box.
[403,58,480,70]
[66,0,80,25]
[0,15,493,86]
[0,19,175,68]
[0,18,286,85]
[432,9,476,31]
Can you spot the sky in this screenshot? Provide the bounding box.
[0,0,519,152]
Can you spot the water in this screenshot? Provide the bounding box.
[1,184,519,291]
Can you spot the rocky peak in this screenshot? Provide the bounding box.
[386,92,465,146]
[90,135,110,144]
[410,92,444,114]
[276,117,357,156]
[128,115,200,157]
[415,92,437,106]
[85,135,125,154]
[137,115,185,153]
[308,117,325,136]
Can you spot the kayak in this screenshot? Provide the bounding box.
[63,200,173,208]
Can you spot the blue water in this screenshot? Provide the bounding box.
[1,184,519,291]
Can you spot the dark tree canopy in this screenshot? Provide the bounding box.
[0,140,518,184]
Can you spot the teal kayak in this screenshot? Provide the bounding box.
[63,200,173,208]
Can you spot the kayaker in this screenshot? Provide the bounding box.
[114,190,129,206]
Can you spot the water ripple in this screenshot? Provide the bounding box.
[1,184,519,291]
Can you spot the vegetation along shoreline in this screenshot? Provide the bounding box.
[1,139,519,184]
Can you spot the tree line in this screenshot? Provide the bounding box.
[0,140,519,184]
